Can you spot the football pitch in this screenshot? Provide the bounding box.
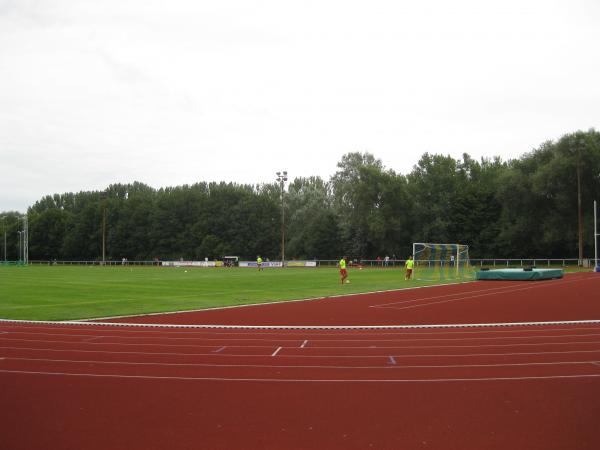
[0,265,478,321]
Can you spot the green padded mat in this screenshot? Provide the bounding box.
[476,268,564,281]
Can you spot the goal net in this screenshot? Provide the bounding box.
[412,243,472,281]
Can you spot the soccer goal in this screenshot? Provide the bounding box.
[412,243,472,281]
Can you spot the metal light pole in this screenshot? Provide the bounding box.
[100,191,107,265]
[17,231,22,264]
[594,200,598,270]
[23,215,28,265]
[2,216,6,262]
[576,143,583,266]
[276,171,288,266]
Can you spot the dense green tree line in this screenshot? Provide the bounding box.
[2,129,599,261]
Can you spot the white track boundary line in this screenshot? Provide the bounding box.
[2,318,600,330]
[372,277,591,311]
[3,324,600,339]
[3,345,600,359]
[4,356,600,370]
[75,280,477,322]
[5,335,600,350]
[369,281,540,308]
[1,368,599,383]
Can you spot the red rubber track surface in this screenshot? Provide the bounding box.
[1,272,599,449]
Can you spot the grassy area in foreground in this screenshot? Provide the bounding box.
[0,265,477,321]
[1,265,588,321]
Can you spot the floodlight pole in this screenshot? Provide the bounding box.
[2,216,6,262]
[577,144,583,266]
[593,199,597,268]
[23,215,28,265]
[276,171,288,267]
[17,231,22,264]
[100,191,107,265]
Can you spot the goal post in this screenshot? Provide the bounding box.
[412,242,472,281]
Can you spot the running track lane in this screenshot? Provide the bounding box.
[1,322,600,450]
[100,272,600,326]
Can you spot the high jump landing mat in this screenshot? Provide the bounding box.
[475,268,564,281]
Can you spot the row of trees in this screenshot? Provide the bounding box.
[2,130,599,261]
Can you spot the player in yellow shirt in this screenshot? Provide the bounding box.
[339,256,349,284]
[405,255,414,280]
[257,256,263,271]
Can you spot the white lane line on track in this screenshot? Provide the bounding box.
[78,280,479,322]
[373,278,590,311]
[5,356,600,370]
[212,346,226,353]
[301,340,308,348]
[4,325,600,342]
[5,336,600,351]
[3,345,600,359]
[272,347,282,357]
[371,276,594,311]
[2,368,600,383]
[370,282,539,308]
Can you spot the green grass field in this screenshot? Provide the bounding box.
[0,265,479,321]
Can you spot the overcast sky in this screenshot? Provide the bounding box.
[1,0,599,212]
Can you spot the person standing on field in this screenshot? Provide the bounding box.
[339,256,349,284]
[257,255,263,271]
[405,255,414,280]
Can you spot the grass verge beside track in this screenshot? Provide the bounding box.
[0,265,481,321]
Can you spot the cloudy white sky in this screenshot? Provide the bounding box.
[1,0,599,212]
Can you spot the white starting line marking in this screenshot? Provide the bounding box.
[301,340,308,348]
[212,346,226,353]
[388,356,397,365]
[272,347,282,357]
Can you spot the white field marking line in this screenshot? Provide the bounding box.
[6,335,600,351]
[4,344,600,360]
[301,340,308,348]
[1,368,600,383]
[82,336,103,343]
[272,346,282,357]
[592,362,600,367]
[76,280,478,322]
[212,346,226,353]
[372,277,590,311]
[2,318,600,330]
[5,356,600,370]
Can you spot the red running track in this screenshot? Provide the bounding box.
[1,272,600,449]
